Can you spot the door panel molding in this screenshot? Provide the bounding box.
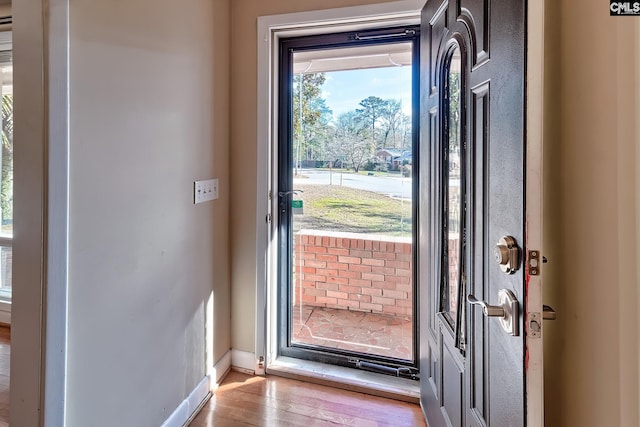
[468,79,489,427]
[458,0,490,68]
[441,339,463,427]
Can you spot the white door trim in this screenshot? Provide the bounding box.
[44,0,70,424]
[11,0,70,425]
[525,0,546,425]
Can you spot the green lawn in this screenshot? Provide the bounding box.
[293,184,412,236]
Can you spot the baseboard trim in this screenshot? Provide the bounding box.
[160,375,210,427]
[0,301,11,325]
[231,349,256,372]
[161,351,234,427]
[212,350,232,389]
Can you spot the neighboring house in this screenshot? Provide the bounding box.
[375,148,412,170]
[376,148,403,164]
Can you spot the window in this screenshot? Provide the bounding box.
[0,31,12,306]
[440,42,465,351]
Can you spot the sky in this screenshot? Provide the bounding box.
[320,65,412,121]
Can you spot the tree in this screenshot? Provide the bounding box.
[447,69,461,155]
[378,99,404,149]
[302,97,332,162]
[323,124,343,169]
[293,73,328,173]
[399,113,412,150]
[334,111,373,173]
[1,95,12,227]
[355,96,386,149]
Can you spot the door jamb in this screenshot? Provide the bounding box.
[525,1,546,425]
[11,0,70,425]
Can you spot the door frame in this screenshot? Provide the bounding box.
[11,0,70,425]
[524,1,546,425]
[256,0,423,378]
[255,0,545,423]
[275,27,421,372]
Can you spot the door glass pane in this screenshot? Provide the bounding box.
[289,42,415,361]
[444,46,462,326]
[0,50,11,237]
[0,63,13,236]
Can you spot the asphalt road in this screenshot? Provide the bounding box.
[294,169,413,199]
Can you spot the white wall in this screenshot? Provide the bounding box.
[543,1,640,425]
[62,1,229,425]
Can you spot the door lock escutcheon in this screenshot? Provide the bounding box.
[468,289,519,336]
[494,235,520,274]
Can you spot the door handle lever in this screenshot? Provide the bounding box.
[467,294,505,317]
[278,190,304,214]
[279,189,304,198]
[467,289,519,336]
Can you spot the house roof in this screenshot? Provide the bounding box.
[376,148,403,157]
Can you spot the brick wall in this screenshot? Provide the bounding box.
[294,231,413,318]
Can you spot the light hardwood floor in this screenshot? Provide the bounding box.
[190,370,426,427]
[0,327,9,426]
[0,332,426,426]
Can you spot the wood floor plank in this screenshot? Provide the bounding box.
[190,370,426,427]
[211,389,384,426]
[224,383,417,425]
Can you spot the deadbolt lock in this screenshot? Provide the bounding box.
[494,235,520,275]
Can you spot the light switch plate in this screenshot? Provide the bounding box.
[194,179,218,204]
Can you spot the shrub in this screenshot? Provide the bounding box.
[375,162,390,172]
[362,160,377,171]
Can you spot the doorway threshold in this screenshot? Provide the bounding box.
[267,356,420,404]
